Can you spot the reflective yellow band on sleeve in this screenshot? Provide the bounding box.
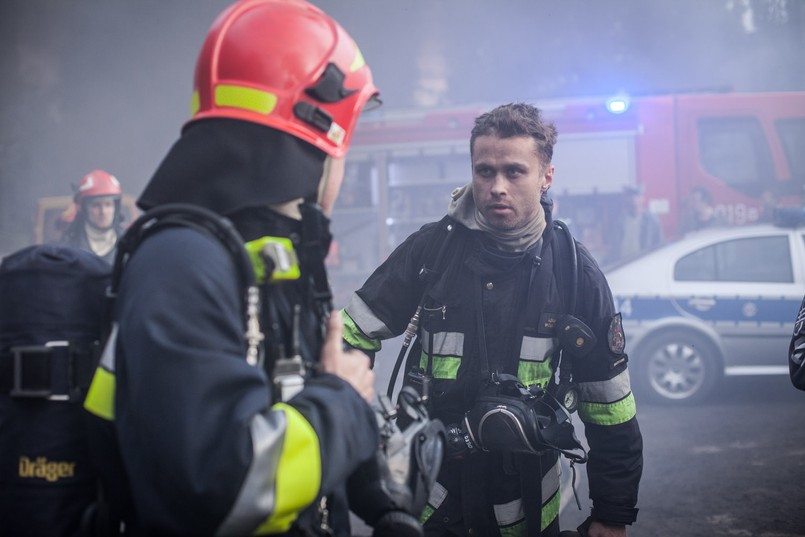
[83,367,116,421]
[341,310,381,352]
[578,392,636,426]
[255,403,321,534]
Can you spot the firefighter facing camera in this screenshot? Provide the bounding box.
[82,1,441,535]
[60,169,125,264]
[343,103,643,536]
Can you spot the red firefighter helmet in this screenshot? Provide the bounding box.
[74,169,122,204]
[188,0,380,159]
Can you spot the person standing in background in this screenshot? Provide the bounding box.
[60,169,125,263]
[606,186,663,264]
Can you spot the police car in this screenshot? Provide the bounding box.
[605,220,805,404]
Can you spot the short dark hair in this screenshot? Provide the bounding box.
[470,103,558,168]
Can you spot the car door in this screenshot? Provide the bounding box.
[669,231,803,373]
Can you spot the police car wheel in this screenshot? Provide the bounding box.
[635,330,721,405]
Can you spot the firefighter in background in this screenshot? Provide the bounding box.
[82,1,416,535]
[342,103,643,536]
[60,169,124,263]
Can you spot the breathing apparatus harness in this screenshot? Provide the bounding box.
[113,202,443,537]
[387,217,593,506]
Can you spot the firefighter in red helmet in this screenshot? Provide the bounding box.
[61,169,124,263]
[85,1,441,536]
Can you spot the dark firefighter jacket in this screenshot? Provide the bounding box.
[342,207,642,536]
[788,295,805,390]
[84,211,379,535]
[61,219,124,264]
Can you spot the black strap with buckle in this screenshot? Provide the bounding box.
[0,341,98,402]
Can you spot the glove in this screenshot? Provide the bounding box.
[445,422,477,459]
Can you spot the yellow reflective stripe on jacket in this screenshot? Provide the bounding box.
[84,366,116,421]
[418,330,463,379]
[253,403,321,534]
[540,489,560,531]
[577,369,636,425]
[579,393,637,426]
[342,293,394,346]
[420,481,447,525]
[490,459,560,536]
[517,359,554,389]
[341,310,381,352]
[540,459,560,531]
[84,324,119,421]
[418,352,460,379]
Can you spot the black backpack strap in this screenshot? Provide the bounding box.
[110,204,263,368]
[551,219,579,316]
[386,216,457,400]
[111,203,255,299]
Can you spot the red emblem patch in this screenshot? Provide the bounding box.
[608,313,625,354]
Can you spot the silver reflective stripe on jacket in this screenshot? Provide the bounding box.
[345,294,395,339]
[578,368,632,403]
[216,412,287,536]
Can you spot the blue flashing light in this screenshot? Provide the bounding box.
[606,95,630,114]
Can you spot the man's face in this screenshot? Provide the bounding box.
[85,196,117,230]
[471,134,553,231]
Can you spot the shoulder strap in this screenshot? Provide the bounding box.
[386,216,457,399]
[111,203,254,297]
[550,219,579,316]
[109,203,263,365]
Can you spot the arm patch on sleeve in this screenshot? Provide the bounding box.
[608,313,625,354]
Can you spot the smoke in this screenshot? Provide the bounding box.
[1,0,802,254]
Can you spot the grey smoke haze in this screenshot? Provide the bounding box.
[1,0,803,253]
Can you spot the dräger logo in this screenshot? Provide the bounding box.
[18,456,76,482]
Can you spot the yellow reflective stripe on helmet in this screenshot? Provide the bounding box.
[341,310,381,352]
[254,403,321,534]
[579,392,637,426]
[84,366,116,421]
[215,85,278,115]
[244,236,300,284]
[350,43,366,72]
[419,352,460,380]
[517,358,553,389]
[191,90,201,117]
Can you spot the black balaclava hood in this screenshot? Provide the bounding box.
[138,118,327,216]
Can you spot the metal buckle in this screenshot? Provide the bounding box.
[10,341,71,401]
